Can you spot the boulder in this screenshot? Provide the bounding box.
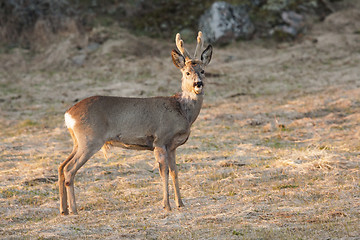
[272,11,306,38]
[72,54,86,66]
[199,1,255,44]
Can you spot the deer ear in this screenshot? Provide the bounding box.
[171,49,185,69]
[201,45,213,66]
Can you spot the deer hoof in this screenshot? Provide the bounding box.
[60,210,69,215]
[163,205,171,212]
[69,210,78,215]
[177,202,185,208]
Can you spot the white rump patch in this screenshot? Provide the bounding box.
[64,112,76,129]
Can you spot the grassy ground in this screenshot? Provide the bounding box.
[1,7,360,240]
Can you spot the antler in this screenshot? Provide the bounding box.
[176,31,205,60]
[175,33,191,60]
[194,31,203,59]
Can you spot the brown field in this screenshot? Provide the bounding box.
[1,7,360,240]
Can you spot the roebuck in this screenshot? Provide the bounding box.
[58,32,213,215]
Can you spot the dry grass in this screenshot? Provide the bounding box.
[1,8,360,240]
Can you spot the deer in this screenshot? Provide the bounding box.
[58,31,213,215]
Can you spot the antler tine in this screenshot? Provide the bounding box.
[175,33,190,60]
[194,31,203,59]
[175,33,183,54]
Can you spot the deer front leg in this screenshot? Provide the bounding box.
[154,146,171,211]
[168,149,184,208]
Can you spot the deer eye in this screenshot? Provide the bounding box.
[186,72,190,76]
[201,70,205,74]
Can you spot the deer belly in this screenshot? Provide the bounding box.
[106,135,155,151]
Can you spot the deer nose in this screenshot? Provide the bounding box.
[193,81,203,88]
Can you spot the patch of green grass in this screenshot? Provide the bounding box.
[279,125,292,132]
[207,171,233,181]
[274,184,299,190]
[5,214,45,223]
[330,125,350,131]
[0,187,51,207]
[228,191,237,196]
[0,82,22,93]
[70,226,82,232]
[263,137,296,149]
[18,119,39,128]
[317,145,331,150]
[201,137,220,150]
[17,196,44,206]
[128,180,152,189]
[0,188,22,198]
[3,119,42,137]
[232,230,244,236]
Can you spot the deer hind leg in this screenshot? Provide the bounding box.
[168,149,184,208]
[59,129,78,215]
[63,140,103,214]
[154,146,171,211]
[58,149,76,215]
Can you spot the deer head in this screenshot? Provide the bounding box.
[171,31,213,96]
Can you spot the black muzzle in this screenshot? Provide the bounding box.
[194,81,203,88]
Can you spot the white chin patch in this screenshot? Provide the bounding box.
[194,86,203,94]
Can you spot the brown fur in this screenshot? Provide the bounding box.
[58,32,212,214]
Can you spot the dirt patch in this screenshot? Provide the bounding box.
[0,8,359,240]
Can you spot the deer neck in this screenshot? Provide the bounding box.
[178,90,203,125]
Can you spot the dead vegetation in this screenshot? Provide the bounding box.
[0,6,360,240]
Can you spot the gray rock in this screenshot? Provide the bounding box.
[282,11,304,27]
[273,11,306,37]
[72,54,86,66]
[199,1,255,44]
[87,42,100,52]
[250,0,266,7]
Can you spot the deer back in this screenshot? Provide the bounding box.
[65,95,191,150]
